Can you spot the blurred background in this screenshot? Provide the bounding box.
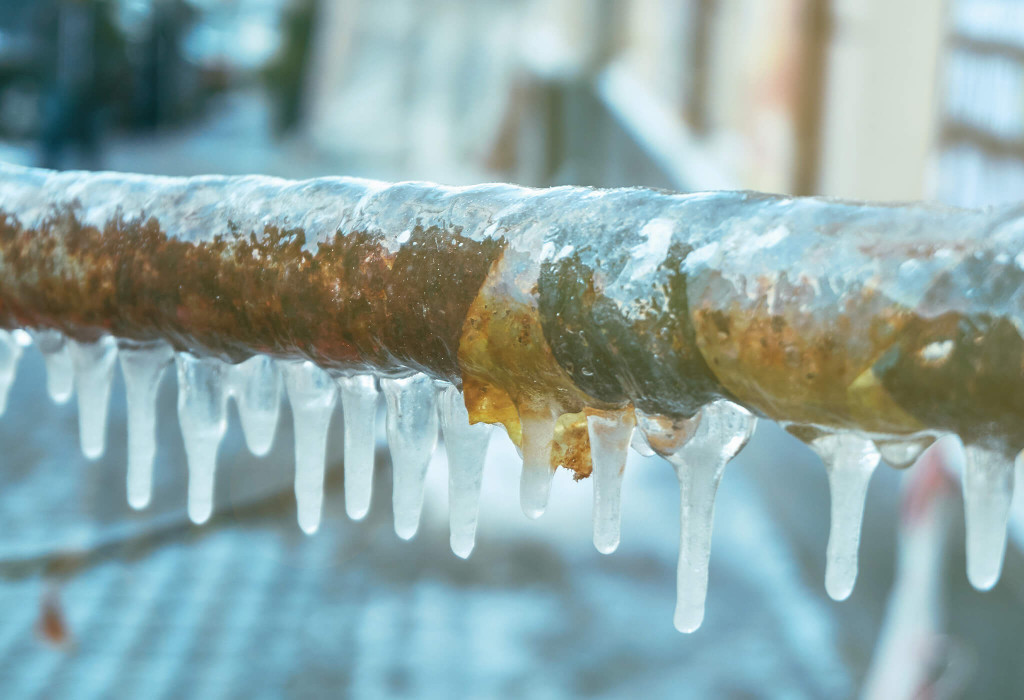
[0,0,1023,697]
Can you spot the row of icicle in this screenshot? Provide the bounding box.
[0,329,1014,633]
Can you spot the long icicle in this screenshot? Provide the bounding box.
[961,442,1015,590]
[68,335,118,460]
[118,340,174,509]
[282,360,338,534]
[337,375,379,521]
[808,433,881,601]
[438,384,492,559]
[664,401,755,633]
[587,408,636,554]
[381,374,438,540]
[176,353,228,525]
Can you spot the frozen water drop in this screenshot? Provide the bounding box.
[438,384,492,559]
[808,433,880,601]
[229,354,282,456]
[12,329,31,347]
[635,409,702,457]
[667,401,755,633]
[519,407,558,519]
[176,353,228,525]
[875,434,936,469]
[587,409,635,554]
[0,330,24,415]
[338,374,379,521]
[282,361,338,535]
[32,329,73,404]
[68,335,118,460]
[962,443,1015,590]
[381,374,438,540]
[118,340,173,509]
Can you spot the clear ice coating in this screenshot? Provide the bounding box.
[118,340,174,509]
[0,329,24,414]
[381,374,438,540]
[518,407,559,520]
[438,384,493,559]
[228,354,282,457]
[68,335,118,460]
[962,443,1015,590]
[587,409,636,554]
[663,401,755,633]
[808,433,881,601]
[32,329,73,404]
[337,375,379,521]
[282,361,338,535]
[176,353,229,525]
[874,434,936,469]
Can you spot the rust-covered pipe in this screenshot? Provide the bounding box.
[0,162,1022,460]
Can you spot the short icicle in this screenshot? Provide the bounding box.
[118,340,174,509]
[337,375,379,521]
[961,442,1015,590]
[519,405,559,520]
[32,329,73,404]
[176,353,229,525]
[808,432,880,601]
[587,408,636,554]
[381,374,438,540]
[282,361,338,535]
[0,330,24,415]
[666,401,755,633]
[229,354,282,456]
[68,335,119,460]
[438,384,493,559]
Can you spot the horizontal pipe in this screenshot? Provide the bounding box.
[0,162,1022,460]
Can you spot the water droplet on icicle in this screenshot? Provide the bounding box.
[32,329,73,404]
[438,384,492,559]
[229,355,281,456]
[587,409,635,554]
[0,329,24,415]
[665,401,755,633]
[962,443,1015,590]
[875,434,936,469]
[337,374,379,521]
[176,353,228,525]
[381,374,438,540]
[518,406,559,520]
[68,335,118,460]
[118,340,173,509]
[807,432,880,601]
[282,361,338,535]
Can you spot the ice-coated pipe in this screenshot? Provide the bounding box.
[1,162,1022,462]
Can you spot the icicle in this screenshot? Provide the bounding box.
[32,329,73,404]
[518,406,559,520]
[229,354,282,456]
[118,340,173,509]
[176,353,228,525]
[282,361,338,535]
[807,433,880,601]
[68,336,118,460]
[961,443,1015,590]
[666,401,755,633]
[438,384,492,558]
[337,375,379,521]
[0,330,24,415]
[587,409,636,554]
[381,374,438,540]
[874,434,935,469]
